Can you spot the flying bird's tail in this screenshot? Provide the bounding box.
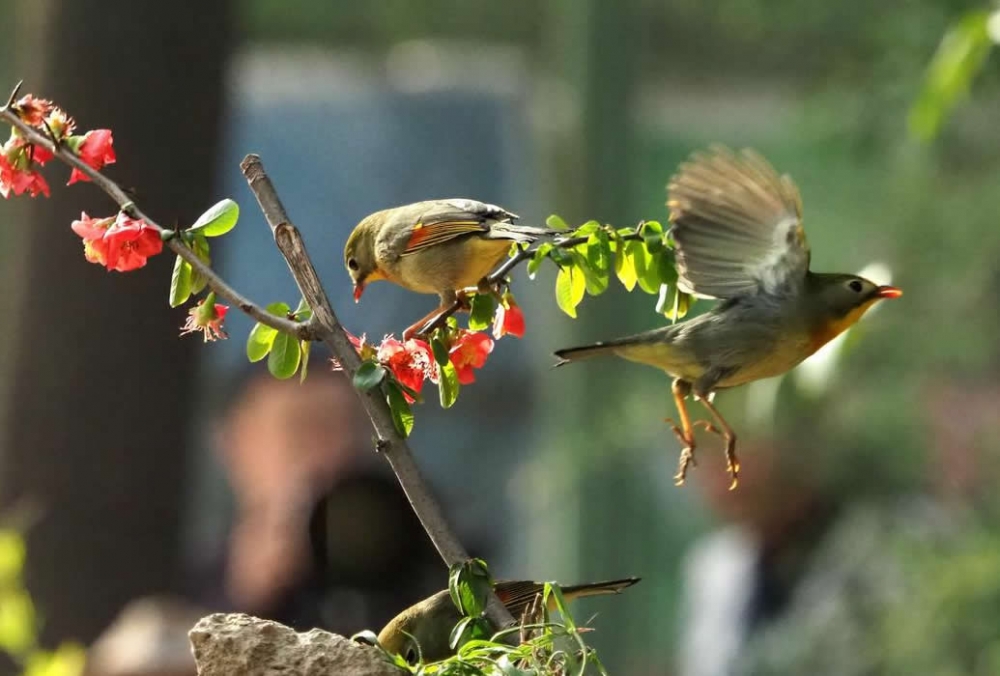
[553,341,621,366]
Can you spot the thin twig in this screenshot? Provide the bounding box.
[239,154,516,629]
[418,231,645,335]
[0,104,307,339]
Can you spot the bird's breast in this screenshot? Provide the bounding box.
[388,237,511,295]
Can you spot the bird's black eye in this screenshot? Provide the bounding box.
[848,280,863,293]
[404,647,418,665]
[347,257,359,271]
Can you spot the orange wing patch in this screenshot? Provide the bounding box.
[403,220,486,255]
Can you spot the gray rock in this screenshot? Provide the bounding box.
[189,613,402,676]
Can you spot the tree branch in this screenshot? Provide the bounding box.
[239,155,515,629]
[417,230,645,335]
[1,88,514,628]
[0,101,307,339]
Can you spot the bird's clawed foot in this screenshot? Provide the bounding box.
[664,418,723,486]
[694,394,740,491]
[723,438,740,491]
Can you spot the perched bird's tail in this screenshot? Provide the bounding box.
[561,577,641,601]
[495,577,640,618]
[486,221,562,244]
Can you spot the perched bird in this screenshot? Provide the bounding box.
[377,576,639,664]
[554,146,902,489]
[344,199,554,339]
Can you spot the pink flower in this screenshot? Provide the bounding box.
[67,129,115,185]
[102,214,163,272]
[449,330,493,384]
[378,337,434,401]
[492,293,525,339]
[70,212,116,266]
[71,212,162,271]
[181,295,228,342]
[0,137,50,198]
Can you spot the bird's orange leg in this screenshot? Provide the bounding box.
[403,304,451,340]
[405,294,475,340]
[665,379,700,486]
[694,394,740,490]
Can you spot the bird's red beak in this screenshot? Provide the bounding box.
[353,283,365,303]
[876,285,902,299]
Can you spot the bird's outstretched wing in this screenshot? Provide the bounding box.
[667,146,809,298]
[398,199,518,255]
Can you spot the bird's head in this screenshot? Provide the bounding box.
[377,591,459,665]
[344,214,386,302]
[806,273,902,348]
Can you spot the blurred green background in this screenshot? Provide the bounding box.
[0,1,998,675]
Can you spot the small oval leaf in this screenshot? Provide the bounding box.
[545,214,570,231]
[353,360,387,391]
[385,381,415,437]
[468,293,497,331]
[268,332,301,379]
[169,256,193,308]
[438,360,460,409]
[431,337,450,367]
[246,322,278,362]
[190,199,240,237]
[616,236,638,291]
[555,267,578,318]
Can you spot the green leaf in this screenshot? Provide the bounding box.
[0,588,35,656]
[266,301,291,316]
[247,304,287,362]
[655,247,678,287]
[615,234,638,291]
[630,240,660,294]
[168,255,193,308]
[670,290,693,320]
[190,234,211,295]
[468,293,497,331]
[909,10,994,141]
[438,360,460,409]
[0,531,25,586]
[293,297,312,321]
[527,243,553,280]
[641,220,665,254]
[545,214,570,231]
[268,332,301,379]
[189,198,239,237]
[571,220,602,238]
[448,559,492,617]
[299,340,311,383]
[656,285,694,321]
[431,337,450,366]
[549,246,575,268]
[246,323,278,362]
[555,265,586,318]
[584,232,611,295]
[353,360,386,391]
[546,583,576,632]
[385,381,414,437]
[22,643,87,676]
[449,616,492,652]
